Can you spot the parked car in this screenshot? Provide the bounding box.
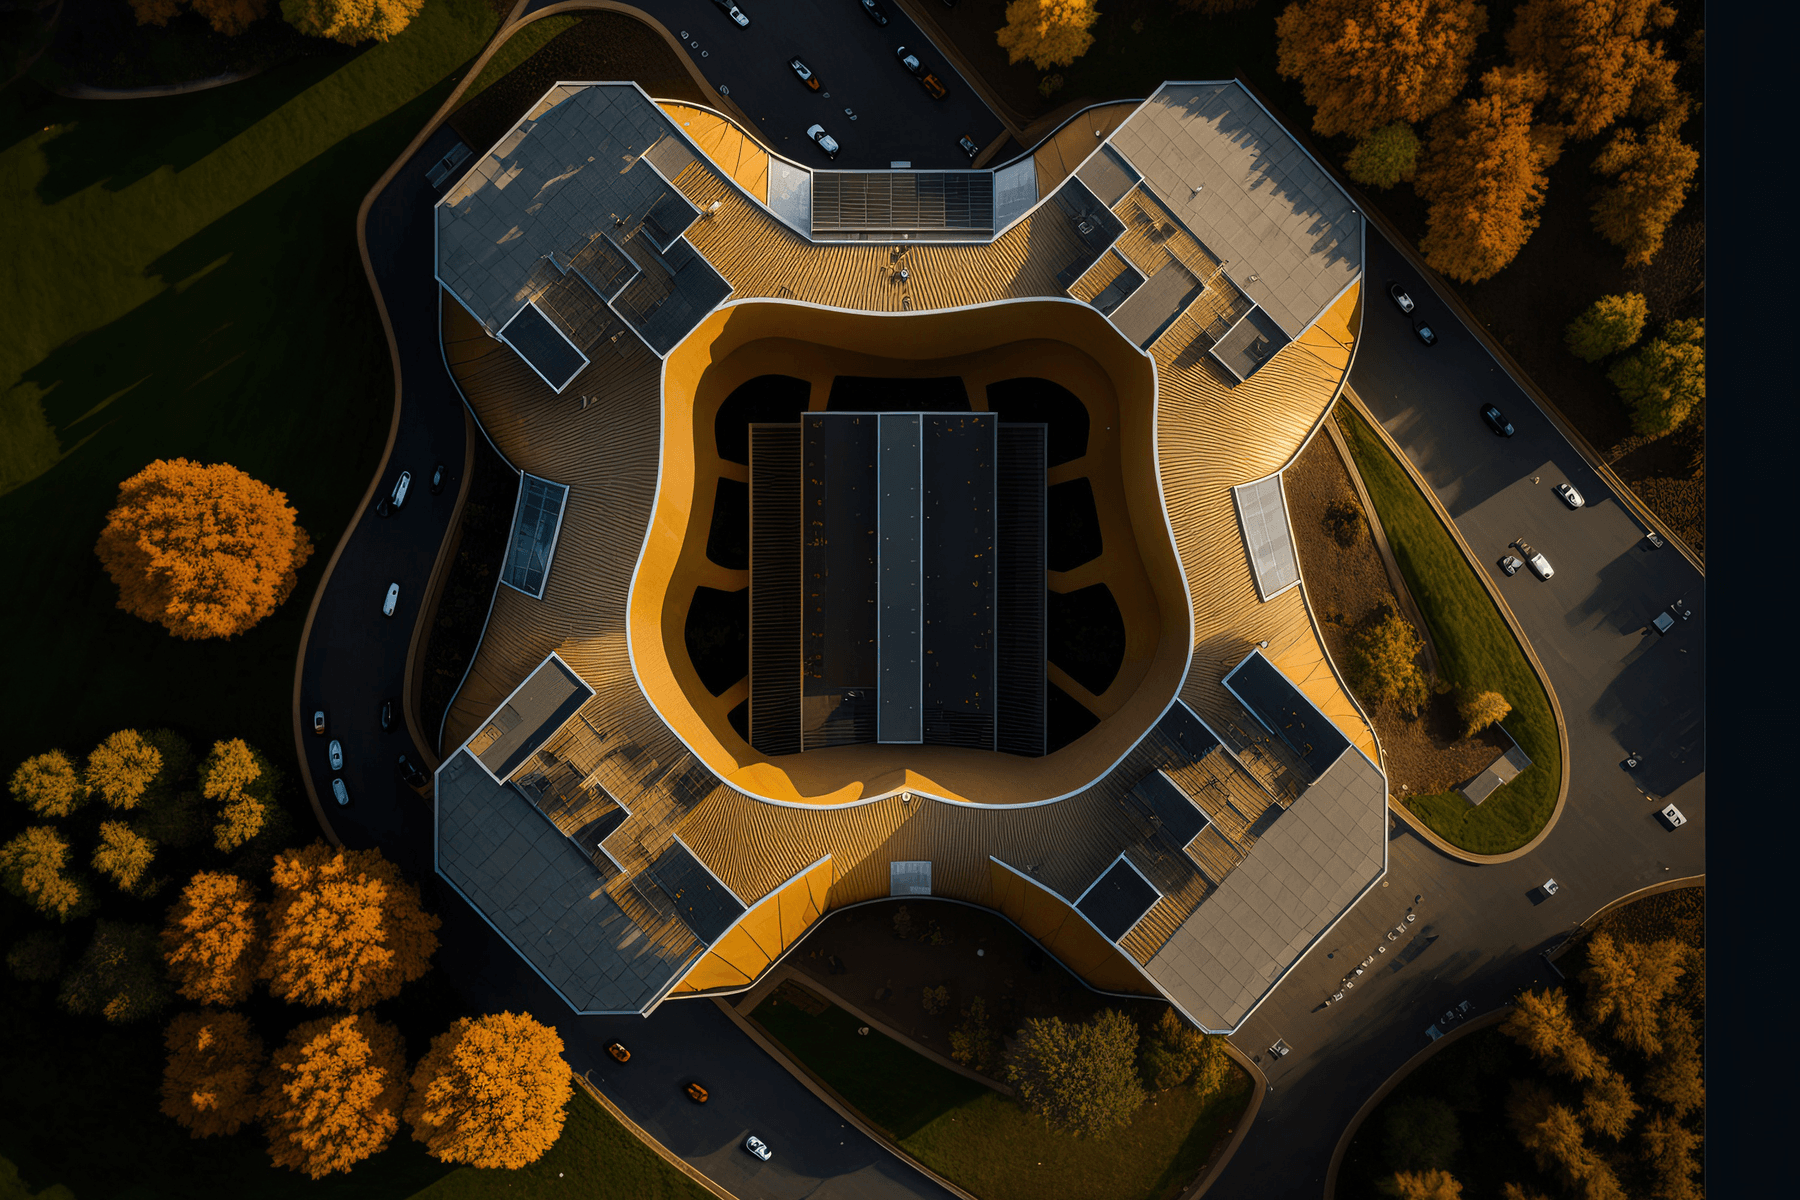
[331,778,350,806]
[918,70,947,99]
[1554,482,1585,509]
[1540,878,1560,897]
[1412,319,1438,346]
[382,582,400,616]
[328,739,344,771]
[685,1082,710,1104]
[895,45,923,75]
[1659,803,1687,829]
[710,0,749,27]
[789,57,821,91]
[1644,530,1665,549]
[390,470,411,510]
[397,753,429,793]
[744,1135,772,1162]
[380,698,397,732]
[859,0,889,25]
[430,463,447,494]
[1512,539,1554,580]
[606,1041,631,1063]
[1387,282,1415,314]
[958,134,980,160]
[1480,404,1515,437]
[313,710,327,736]
[1499,554,1524,576]
[806,124,840,160]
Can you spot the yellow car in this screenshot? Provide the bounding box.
[606,1041,630,1063]
[685,1082,709,1104]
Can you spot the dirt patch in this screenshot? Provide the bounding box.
[1286,424,1508,795]
[785,898,1168,1080]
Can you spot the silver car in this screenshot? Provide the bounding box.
[383,582,400,616]
[1554,482,1584,509]
[806,124,840,160]
[1499,554,1524,576]
[744,1135,772,1161]
[328,739,344,771]
[331,778,350,806]
[391,470,411,509]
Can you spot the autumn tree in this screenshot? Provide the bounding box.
[130,0,270,35]
[86,729,163,811]
[1644,1006,1703,1117]
[161,1010,267,1137]
[1276,0,1488,138]
[200,738,283,853]
[1379,1171,1463,1200]
[995,0,1099,71]
[1639,1110,1702,1200]
[60,921,171,1023]
[1415,68,1558,284]
[1349,606,1432,716]
[1503,988,1607,1082]
[1383,1095,1462,1173]
[1457,689,1510,738]
[163,871,264,1006]
[1,825,93,922]
[10,749,88,818]
[1006,1008,1146,1138]
[1580,932,1686,1054]
[262,1013,407,1178]
[262,842,440,1009]
[404,1012,572,1168]
[1346,122,1422,189]
[281,0,423,45]
[1505,0,1679,141]
[1590,118,1698,265]
[1140,1007,1230,1096]
[95,458,314,642]
[949,995,997,1074]
[7,930,65,983]
[1579,1069,1639,1140]
[94,821,159,893]
[1607,319,1703,436]
[1565,293,1647,362]
[1506,1082,1626,1200]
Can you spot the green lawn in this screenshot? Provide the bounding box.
[753,998,1248,1200]
[1336,407,1562,854]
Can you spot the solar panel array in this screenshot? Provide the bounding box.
[811,171,996,232]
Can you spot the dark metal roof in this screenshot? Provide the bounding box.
[648,841,745,943]
[1224,651,1352,777]
[749,425,802,757]
[1210,305,1292,382]
[877,414,924,744]
[471,654,595,780]
[1109,259,1204,349]
[1077,857,1160,942]
[498,304,586,392]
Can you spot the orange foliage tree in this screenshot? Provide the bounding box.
[280,0,423,45]
[95,458,313,642]
[404,1012,573,1168]
[262,842,440,1009]
[1505,0,1679,141]
[161,1010,266,1137]
[9,749,88,818]
[1414,68,1559,283]
[1275,0,1489,138]
[261,1013,407,1178]
[87,730,163,811]
[129,0,270,36]
[163,871,264,1006]
[995,0,1100,70]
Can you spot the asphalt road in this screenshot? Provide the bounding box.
[523,0,1008,169]
[1204,228,1706,1199]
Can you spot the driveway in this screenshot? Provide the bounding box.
[1204,228,1705,1199]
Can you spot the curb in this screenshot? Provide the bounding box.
[711,997,983,1200]
[574,1074,738,1200]
[401,405,478,772]
[1338,387,1570,866]
[1568,874,1705,938]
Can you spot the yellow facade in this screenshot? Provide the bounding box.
[671,855,836,993]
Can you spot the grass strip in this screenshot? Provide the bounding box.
[752,997,1247,1200]
[1336,406,1562,853]
[453,15,579,106]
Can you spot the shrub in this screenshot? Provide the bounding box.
[404,1012,572,1168]
[161,1010,266,1137]
[921,984,950,1015]
[200,738,283,853]
[1457,689,1511,738]
[1349,606,1433,716]
[892,904,913,940]
[1323,497,1365,547]
[9,750,87,817]
[1139,1007,1230,1095]
[130,0,271,36]
[1346,123,1422,189]
[1005,1008,1146,1138]
[60,921,171,1023]
[948,995,997,1074]
[1564,294,1648,362]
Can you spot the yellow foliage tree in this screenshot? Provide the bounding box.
[163,871,264,1006]
[161,1010,266,1137]
[1506,1082,1625,1200]
[1275,0,1488,138]
[1349,606,1432,716]
[9,750,88,818]
[404,1012,573,1168]
[200,738,279,853]
[995,0,1100,71]
[1503,988,1607,1082]
[87,730,164,811]
[1581,932,1687,1054]
[1506,0,1679,141]
[262,842,440,1009]
[1644,1006,1703,1118]
[129,0,270,35]
[1589,117,1698,266]
[95,458,314,642]
[1638,1110,1702,1200]
[1379,1170,1463,1200]
[1415,68,1558,283]
[261,1013,407,1178]
[94,821,158,893]
[1457,689,1511,738]
[280,0,422,45]
[1,825,93,922]
[1580,1070,1639,1140]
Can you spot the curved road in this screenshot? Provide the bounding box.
[295,8,1703,1198]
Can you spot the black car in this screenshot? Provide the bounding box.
[1387,282,1415,314]
[430,463,447,494]
[789,57,821,91]
[380,698,398,732]
[958,135,980,160]
[1412,319,1438,346]
[1480,404,1515,437]
[397,753,429,791]
[859,0,889,26]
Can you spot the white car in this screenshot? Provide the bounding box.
[1499,554,1523,576]
[744,1134,772,1161]
[710,0,749,26]
[313,710,327,736]
[806,124,840,160]
[331,778,350,806]
[1659,803,1687,829]
[391,470,411,509]
[1541,878,1560,897]
[383,582,400,616]
[1554,482,1584,509]
[328,739,344,771]
[1512,539,1553,580]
